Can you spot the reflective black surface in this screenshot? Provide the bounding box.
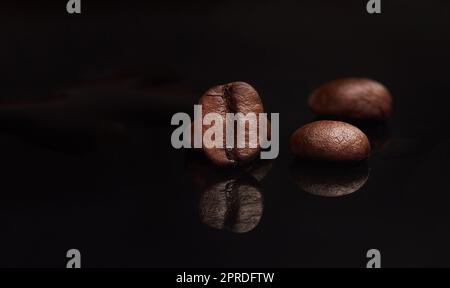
[0,1,450,267]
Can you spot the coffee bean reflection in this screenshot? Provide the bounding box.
[199,177,263,233]
[187,153,271,233]
[291,160,369,197]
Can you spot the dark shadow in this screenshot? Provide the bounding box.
[0,115,127,155]
[0,71,198,154]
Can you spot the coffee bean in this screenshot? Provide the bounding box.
[308,78,392,120]
[199,82,264,167]
[291,160,369,197]
[289,120,371,161]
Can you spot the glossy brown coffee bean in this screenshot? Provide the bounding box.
[289,120,371,161]
[199,82,264,167]
[308,78,392,120]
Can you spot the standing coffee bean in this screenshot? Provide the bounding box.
[289,120,371,161]
[308,78,392,120]
[199,82,264,167]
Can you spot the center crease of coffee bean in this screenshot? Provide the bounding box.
[222,85,239,162]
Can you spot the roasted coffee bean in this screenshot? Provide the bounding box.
[308,78,392,120]
[289,120,371,161]
[291,160,369,197]
[199,82,264,167]
[198,177,263,233]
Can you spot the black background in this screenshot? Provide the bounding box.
[0,0,450,268]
